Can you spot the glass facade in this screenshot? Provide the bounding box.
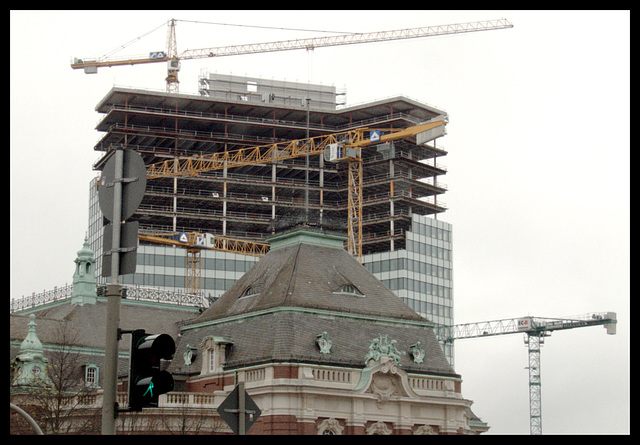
[87,178,259,300]
[121,245,259,298]
[363,214,453,364]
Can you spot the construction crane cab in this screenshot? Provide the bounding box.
[324,143,359,162]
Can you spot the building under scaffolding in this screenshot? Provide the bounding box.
[87,73,454,362]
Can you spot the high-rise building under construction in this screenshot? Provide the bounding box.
[87,73,454,361]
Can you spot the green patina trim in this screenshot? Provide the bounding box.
[267,228,347,250]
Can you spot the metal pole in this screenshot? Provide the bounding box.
[304,97,311,223]
[10,403,44,435]
[238,381,246,435]
[102,149,123,435]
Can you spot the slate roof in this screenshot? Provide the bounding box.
[174,311,455,376]
[193,235,425,323]
[10,300,198,351]
[176,229,457,377]
[10,300,200,384]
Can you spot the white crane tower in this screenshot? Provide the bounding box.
[435,312,617,435]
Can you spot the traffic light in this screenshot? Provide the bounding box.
[128,329,176,411]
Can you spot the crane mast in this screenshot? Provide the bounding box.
[165,18,179,93]
[435,312,617,435]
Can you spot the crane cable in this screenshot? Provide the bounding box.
[97,18,354,62]
[99,21,167,59]
[176,19,355,35]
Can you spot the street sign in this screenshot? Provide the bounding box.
[98,149,147,222]
[217,383,261,435]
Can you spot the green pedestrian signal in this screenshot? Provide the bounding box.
[128,330,175,411]
[143,381,154,397]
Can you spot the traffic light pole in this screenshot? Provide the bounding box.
[102,149,123,435]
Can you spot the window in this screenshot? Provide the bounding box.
[241,284,262,298]
[85,365,99,387]
[200,336,233,375]
[317,418,344,435]
[334,284,364,297]
[208,348,216,373]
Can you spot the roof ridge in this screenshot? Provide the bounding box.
[282,243,303,307]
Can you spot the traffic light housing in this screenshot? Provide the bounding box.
[128,329,176,411]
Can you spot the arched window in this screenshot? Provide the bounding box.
[317,418,344,435]
[334,284,364,297]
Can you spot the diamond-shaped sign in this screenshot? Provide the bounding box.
[217,384,261,435]
[177,232,189,243]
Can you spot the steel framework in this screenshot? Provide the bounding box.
[525,333,543,434]
[146,120,446,266]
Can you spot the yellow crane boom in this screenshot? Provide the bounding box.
[146,119,447,261]
[138,233,269,257]
[138,232,269,296]
[137,121,445,295]
[146,120,445,179]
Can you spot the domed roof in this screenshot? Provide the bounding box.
[19,314,44,357]
[76,236,94,261]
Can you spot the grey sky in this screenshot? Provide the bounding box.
[10,10,629,434]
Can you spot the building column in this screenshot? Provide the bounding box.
[222,157,228,237]
[389,159,395,251]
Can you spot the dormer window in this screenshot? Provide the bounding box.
[334,284,364,297]
[241,286,260,298]
[85,364,99,387]
[199,336,233,375]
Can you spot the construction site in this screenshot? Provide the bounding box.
[75,19,514,375]
[91,74,447,253]
[85,71,456,333]
[10,15,624,435]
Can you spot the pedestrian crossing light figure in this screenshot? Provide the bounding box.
[128,330,175,411]
[143,381,154,397]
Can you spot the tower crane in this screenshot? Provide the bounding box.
[138,119,446,296]
[76,16,511,290]
[71,18,513,93]
[435,312,618,435]
[137,232,269,296]
[145,118,448,264]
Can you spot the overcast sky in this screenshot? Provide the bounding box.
[10,10,629,434]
